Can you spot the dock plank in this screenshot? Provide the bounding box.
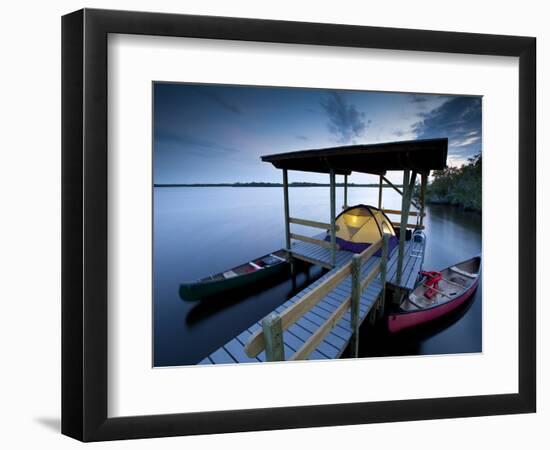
[210,347,236,364]
[398,242,420,289]
[202,238,421,365]
[290,237,354,269]
[389,236,422,290]
[403,240,424,288]
[224,340,258,363]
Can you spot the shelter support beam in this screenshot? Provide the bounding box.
[283,169,291,251]
[377,233,389,318]
[396,169,410,285]
[396,170,417,284]
[378,175,383,209]
[419,172,428,228]
[343,175,348,209]
[349,255,361,357]
[330,169,337,267]
[381,175,421,210]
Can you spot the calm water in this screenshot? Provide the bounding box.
[154,187,482,367]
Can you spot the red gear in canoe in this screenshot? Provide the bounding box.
[420,271,442,299]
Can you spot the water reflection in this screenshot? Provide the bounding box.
[184,262,318,327]
[355,292,479,358]
[154,187,481,366]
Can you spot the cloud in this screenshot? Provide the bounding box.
[446,154,471,168]
[412,96,482,157]
[193,88,242,114]
[295,135,309,141]
[453,134,480,147]
[392,129,406,138]
[155,129,240,157]
[320,92,368,143]
[409,94,430,103]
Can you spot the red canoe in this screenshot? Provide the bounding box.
[388,256,481,333]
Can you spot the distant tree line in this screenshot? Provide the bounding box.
[154,181,401,188]
[420,154,481,212]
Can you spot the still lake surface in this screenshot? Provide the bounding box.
[154,186,482,367]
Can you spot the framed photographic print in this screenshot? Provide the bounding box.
[61,8,536,441]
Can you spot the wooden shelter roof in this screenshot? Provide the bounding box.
[261,138,448,175]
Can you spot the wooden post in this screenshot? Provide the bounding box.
[381,175,421,210]
[396,170,410,285]
[343,174,348,209]
[368,307,377,325]
[408,172,418,210]
[378,174,383,209]
[397,171,417,284]
[289,254,296,278]
[283,169,291,251]
[378,233,389,319]
[329,169,337,267]
[419,172,427,228]
[262,313,285,361]
[349,254,361,357]
[392,286,404,308]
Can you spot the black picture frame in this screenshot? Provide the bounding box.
[62,8,536,442]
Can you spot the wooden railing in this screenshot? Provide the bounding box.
[288,217,338,231]
[289,233,333,249]
[391,221,425,230]
[288,217,339,250]
[245,234,390,361]
[382,209,425,230]
[382,208,425,217]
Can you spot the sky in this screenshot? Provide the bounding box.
[153,83,481,185]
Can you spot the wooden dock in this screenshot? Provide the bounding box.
[195,138,446,365]
[199,235,424,365]
[390,235,425,291]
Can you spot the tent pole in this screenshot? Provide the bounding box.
[378,174,383,209]
[283,169,291,251]
[396,170,411,285]
[419,172,427,228]
[343,174,348,209]
[330,169,337,267]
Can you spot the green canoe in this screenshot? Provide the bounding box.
[179,250,289,301]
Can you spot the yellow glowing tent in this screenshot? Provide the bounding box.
[328,204,397,254]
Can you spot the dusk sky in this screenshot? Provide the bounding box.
[153,83,481,184]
